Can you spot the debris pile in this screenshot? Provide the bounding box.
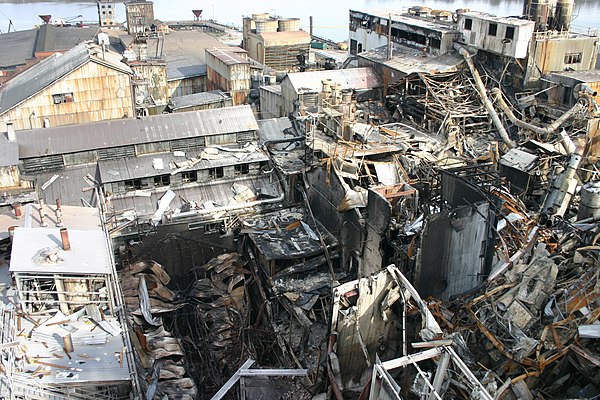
[121,261,196,399]
[442,231,600,398]
[177,252,254,396]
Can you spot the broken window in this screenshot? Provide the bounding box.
[208,167,224,179]
[505,26,515,40]
[350,39,358,55]
[564,52,582,64]
[204,221,224,234]
[124,179,143,191]
[234,163,250,176]
[181,171,198,183]
[464,18,473,30]
[488,23,498,36]
[154,174,170,187]
[52,92,74,104]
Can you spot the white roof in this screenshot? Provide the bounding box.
[10,227,111,275]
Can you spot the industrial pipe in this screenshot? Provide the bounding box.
[491,87,585,149]
[454,44,516,149]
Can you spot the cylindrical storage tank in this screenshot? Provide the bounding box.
[431,10,452,21]
[555,0,574,31]
[278,18,300,32]
[530,0,550,31]
[578,182,600,220]
[255,18,278,33]
[409,6,432,17]
[252,13,270,20]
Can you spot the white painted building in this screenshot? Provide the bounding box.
[457,11,536,59]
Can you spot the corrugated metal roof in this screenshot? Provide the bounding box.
[358,43,464,76]
[283,67,383,94]
[0,134,18,167]
[206,47,249,65]
[259,85,282,95]
[169,90,231,110]
[98,146,270,183]
[0,29,37,68]
[110,172,284,217]
[145,30,221,80]
[17,105,259,158]
[257,117,292,145]
[33,164,100,207]
[549,69,600,83]
[0,41,132,116]
[0,25,102,69]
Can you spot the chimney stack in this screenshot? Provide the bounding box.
[12,202,22,219]
[6,122,16,142]
[55,199,63,227]
[38,199,47,227]
[60,227,71,251]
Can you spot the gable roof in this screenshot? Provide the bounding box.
[0,41,132,116]
[283,67,383,94]
[16,105,258,158]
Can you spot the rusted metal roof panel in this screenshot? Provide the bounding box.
[284,67,383,94]
[17,105,259,158]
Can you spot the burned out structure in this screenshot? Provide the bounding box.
[1,2,600,399]
[10,106,283,249]
[0,203,139,398]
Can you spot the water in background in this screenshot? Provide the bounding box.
[0,0,599,41]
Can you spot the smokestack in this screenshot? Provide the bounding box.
[309,16,313,36]
[55,199,63,227]
[12,202,22,219]
[60,227,71,251]
[6,122,15,142]
[38,199,48,227]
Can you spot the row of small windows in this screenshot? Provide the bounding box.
[463,19,515,40]
[114,162,267,193]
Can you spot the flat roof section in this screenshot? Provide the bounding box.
[10,227,111,275]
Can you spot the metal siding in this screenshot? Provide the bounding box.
[2,61,134,131]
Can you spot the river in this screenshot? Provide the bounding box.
[1,0,600,41]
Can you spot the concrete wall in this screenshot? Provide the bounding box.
[1,61,134,131]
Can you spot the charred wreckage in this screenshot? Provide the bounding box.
[0,2,599,400]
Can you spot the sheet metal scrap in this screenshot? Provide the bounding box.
[442,241,600,397]
[121,261,197,400]
[166,252,260,398]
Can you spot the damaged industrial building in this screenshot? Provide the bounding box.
[0,0,599,399]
